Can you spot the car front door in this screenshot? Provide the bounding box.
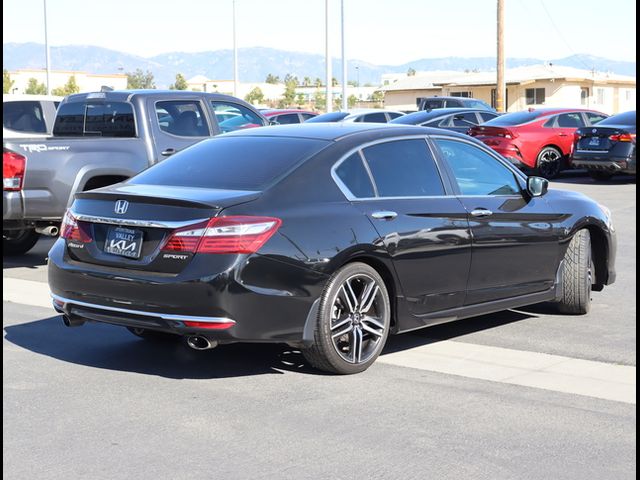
[432,136,563,305]
[334,138,472,322]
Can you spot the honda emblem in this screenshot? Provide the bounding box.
[114,200,129,214]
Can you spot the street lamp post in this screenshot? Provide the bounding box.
[325,0,332,113]
[43,0,51,95]
[340,0,347,111]
[233,0,239,97]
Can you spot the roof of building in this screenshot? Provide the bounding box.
[381,64,637,91]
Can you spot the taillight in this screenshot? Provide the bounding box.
[573,131,583,142]
[3,150,26,191]
[60,210,92,243]
[162,216,282,254]
[609,132,636,143]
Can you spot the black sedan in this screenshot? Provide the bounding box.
[571,110,636,180]
[389,107,499,134]
[48,124,617,374]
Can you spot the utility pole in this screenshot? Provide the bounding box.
[340,0,347,110]
[232,0,239,97]
[496,0,505,112]
[325,0,332,112]
[43,0,51,95]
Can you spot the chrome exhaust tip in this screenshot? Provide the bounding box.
[36,225,59,236]
[186,335,218,351]
[62,314,85,327]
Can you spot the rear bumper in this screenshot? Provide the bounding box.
[3,191,24,223]
[571,153,636,174]
[47,239,328,343]
[477,138,534,169]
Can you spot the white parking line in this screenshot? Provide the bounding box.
[3,278,53,310]
[379,341,636,404]
[3,276,636,404]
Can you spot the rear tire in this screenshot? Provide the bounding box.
[556,229,592,314]
[3,229,40,256]
[302,262,391,374]
[589,171,614,181]
[536,146,563,179]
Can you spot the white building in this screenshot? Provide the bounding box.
[5,69,127,94]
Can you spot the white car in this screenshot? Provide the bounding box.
[3,94,62,139]
[305,108,405,124]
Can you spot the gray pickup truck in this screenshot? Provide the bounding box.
[3,90,268,254]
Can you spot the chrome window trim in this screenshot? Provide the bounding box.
[72,213,209,229]
[330,134,449,201]
[51,293,235,324]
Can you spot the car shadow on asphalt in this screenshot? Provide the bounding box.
[4,307,540,378]
[550,172,636,186]
[2,237,55,269]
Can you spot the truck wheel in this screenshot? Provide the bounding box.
[555,229,592,315]
[3,229,40,256]
[536,146,563,179]
[589,171,613,181]
[302,262,391,374]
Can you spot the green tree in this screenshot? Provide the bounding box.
[314,77,323,88]
[245,86,265,105]
[313,90,326,110]
[407,67,416,76]
[348,94,358,108]
[126,69,155,89]
[3,70,14,94]
[51,75,80,96]
[25,78,47,95]
[265,73,280,84]
[347,80,358,87]
[169,73,188,90]
[302,76,312,87]
[369,90,385,105]
[296,93,305,106]
[331,77,339,87]
[278,77,298,108]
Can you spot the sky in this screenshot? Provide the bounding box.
[2,0,637,64]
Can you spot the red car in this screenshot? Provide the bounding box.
[469,108,608,178]
[260,109,318,124]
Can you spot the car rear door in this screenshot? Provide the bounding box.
[431,135,562,305]
[550,112,587,155]
[334,137,472,319]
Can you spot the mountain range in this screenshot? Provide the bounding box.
[3,42,636,87]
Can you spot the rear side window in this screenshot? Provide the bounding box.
[421,99,445,110]
[54,102,135,137]
[361,112,388,123]
[3,101,48,133]
[335,153,375,198]
[273,114,300,125]
[484,111,540,126]
[362,139,444,197]
[585,112,608,125]
[156,101,209,137]
[452,112,480,127]
[130,136,328,191]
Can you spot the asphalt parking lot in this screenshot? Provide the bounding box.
[3,173,636,480]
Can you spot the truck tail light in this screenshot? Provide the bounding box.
[162,216,282,254]
[3,150,26,191]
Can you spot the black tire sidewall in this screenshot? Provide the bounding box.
[3,229,40,256]
[536,147,563,179]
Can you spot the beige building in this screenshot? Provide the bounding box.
[5,69,127,94]
[381,65,636,114]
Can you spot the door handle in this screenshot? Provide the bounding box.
[470,208,493,217]
[161,148,176,156]
[371,211,398,220]
[558,133,568,137]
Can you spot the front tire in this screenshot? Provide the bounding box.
[555,229,592,314]
[302,262,391,374]
[536,146,563,179]
[3,229,40,256]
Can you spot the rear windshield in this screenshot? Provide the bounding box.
[3,101,48,133]
[53,101,136,137]
[598,111,635,126]
[483,111,541,126]
[130,136,329,191]
[305,112,349,123]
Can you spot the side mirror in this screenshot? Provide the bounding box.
[527,176,549,197]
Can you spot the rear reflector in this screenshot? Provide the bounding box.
[3,150,26,191]
[60,210,92,243]
[162,216,282,254]
[182,321,235,329]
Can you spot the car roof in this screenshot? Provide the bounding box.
[391,107,491,123]
[62,90,249,104]
[221,122,472,142]
[261,109,317,116]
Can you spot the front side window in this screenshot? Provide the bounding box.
[525,88,545,105]
[585,112,607,125]
[335,153,375,198]
[451,112,480,127]
[54,101,135,137]
[211,102,264,133]
[155,101,209,137]
[362,139,444,197]
[3,101,47,133]
[361,112,388,123]
[435,139,520,196]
